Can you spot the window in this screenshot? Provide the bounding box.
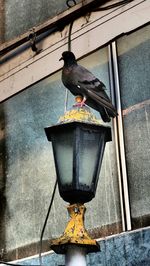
[117,24,150,229]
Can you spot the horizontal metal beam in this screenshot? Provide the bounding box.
[0,0,109,56]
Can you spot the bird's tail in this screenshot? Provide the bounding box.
[88,90,117,118]
[98,107,110,122]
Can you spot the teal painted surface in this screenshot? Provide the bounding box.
[15,227,150,266]
[117,24,150,109]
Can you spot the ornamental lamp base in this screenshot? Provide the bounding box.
[49,203,100,254]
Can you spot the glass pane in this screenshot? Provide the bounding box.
[78,130,102,187]
[117,24,150,229]
[52,130,73,185]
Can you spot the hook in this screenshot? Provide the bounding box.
[28,29,42,54]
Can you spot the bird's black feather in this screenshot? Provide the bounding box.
[60,51,117,122]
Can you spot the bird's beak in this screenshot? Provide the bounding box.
[59,57,63,61]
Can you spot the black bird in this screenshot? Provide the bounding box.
[60,51,117,122]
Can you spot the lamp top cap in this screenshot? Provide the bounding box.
[58,96,102,125]
[45,96,112,142]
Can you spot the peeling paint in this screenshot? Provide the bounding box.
[122,99,150,116]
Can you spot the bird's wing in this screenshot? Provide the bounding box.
[71,65,116,113]
[72,65,106,90]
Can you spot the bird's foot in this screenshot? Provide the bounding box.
[73,102,86,108]
[73,96,86,108]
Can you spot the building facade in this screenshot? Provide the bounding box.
[0,0,150,265]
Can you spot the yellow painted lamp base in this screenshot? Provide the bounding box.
[58,96,101,125]
[50,203,100,254]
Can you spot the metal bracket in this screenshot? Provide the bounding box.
[28,29,42,54]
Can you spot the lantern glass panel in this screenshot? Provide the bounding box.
[52,129,73,185]
[78,129,102,187]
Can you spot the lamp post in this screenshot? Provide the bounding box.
[45,98,111,265]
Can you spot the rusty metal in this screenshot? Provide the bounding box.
[59,101,101,125]
[50,203,100,254]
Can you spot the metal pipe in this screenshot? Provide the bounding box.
[111,41,132,231]
[65,246,87,266]
[108,44,126,232]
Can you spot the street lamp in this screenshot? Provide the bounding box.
[45,98,111,265]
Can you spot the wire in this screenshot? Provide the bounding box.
[39,180,58,266]
[93,0,135,11]
[64,20,74,113]
[68,21,74,52]
[64,0,76,113]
